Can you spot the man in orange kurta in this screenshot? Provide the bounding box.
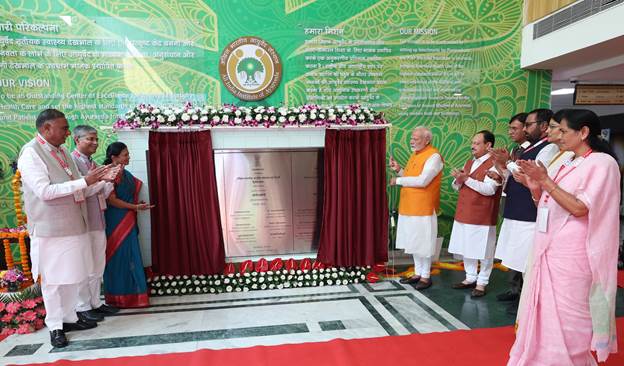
[390,127,443,290]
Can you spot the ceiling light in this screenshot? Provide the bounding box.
[551,88,575,95]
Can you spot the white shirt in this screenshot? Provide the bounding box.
[395,153,443,187]
[451,153,500,196]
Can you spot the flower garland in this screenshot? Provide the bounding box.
[12,170,26,226]
[1,226,32,282]
[113,103,387,129]
[148,266,373,296]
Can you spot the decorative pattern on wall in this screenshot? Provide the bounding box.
[0,0,550,242]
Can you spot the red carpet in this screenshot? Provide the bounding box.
[12,318,624,366]
[618,270,624,288]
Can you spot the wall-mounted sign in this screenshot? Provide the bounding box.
[574,84,624,105]
[219,36,282,101]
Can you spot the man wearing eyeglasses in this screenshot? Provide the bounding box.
[491,108,559,313]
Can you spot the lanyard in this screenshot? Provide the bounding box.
[72,150,96,171]
[543,149,592,203]
[522,137,548,154]
[36,135,74,178]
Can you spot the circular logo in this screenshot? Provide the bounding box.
[219,36,282,101]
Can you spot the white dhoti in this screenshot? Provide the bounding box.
[395,213,437,257]
[396,213,438,278]
[33,232,93,330]
[494,219,536,272]
[448,221,497,286]
[77,230,106,311]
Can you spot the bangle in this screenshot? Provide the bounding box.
[547,185,559,194]
[531,196,539,202]
[135,204,139,210]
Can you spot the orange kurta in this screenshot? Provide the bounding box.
[398,145,442,216]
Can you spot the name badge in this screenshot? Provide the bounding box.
[74,189,85,203]
[537,207,549,233]
[98,193,107,211]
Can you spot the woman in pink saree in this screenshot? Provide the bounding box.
[509,109,620,365]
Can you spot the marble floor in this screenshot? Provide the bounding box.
[2,268,623,365]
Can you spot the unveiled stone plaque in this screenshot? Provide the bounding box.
[214,149,322,257]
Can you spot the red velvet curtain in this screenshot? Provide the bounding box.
[148,131,225,275]
[317,129,388,266]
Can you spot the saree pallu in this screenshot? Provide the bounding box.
[103,169,149,308]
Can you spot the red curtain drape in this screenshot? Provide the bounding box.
[316,129,388,267]
[148,130,225,275]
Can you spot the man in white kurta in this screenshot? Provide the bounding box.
[389,127,443,290]
[491,109,558,307]
[448,130,502,297]
[18,109,114,348]
[71,125,119,321]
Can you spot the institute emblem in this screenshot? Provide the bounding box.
[219,36,282,101]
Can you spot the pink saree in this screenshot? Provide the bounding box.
[508,153,620,365]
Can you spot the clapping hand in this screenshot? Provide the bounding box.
[451,168,468,185]
[84,166,111,186]
[516,160,547,191]
[489,148,510,170]
[486,170,503,185]
[102,164,122,182]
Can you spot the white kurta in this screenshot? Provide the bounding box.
[447,153,500,260]
[395,153,443,258]
[494,219,536,272]
[18,144,103,284]
[495,144,569,272]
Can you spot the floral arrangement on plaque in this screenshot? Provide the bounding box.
[113,103,387,129]
[147,258,381,296]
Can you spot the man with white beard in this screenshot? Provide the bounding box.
[390,127,443,290]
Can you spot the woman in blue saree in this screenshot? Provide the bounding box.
[103,142,153,308]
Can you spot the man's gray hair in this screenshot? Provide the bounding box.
[413,126,433,143]
[73,125,97,140]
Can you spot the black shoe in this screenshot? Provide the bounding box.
[414,279,432,290]
[471,287,487,298]
[77,310,104,322]
[452,281,476,289]
[496,291,520,302]
[63,319,97,332]
[93,304,120,316]
[399,276,421,284]
[50,329,69,348]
